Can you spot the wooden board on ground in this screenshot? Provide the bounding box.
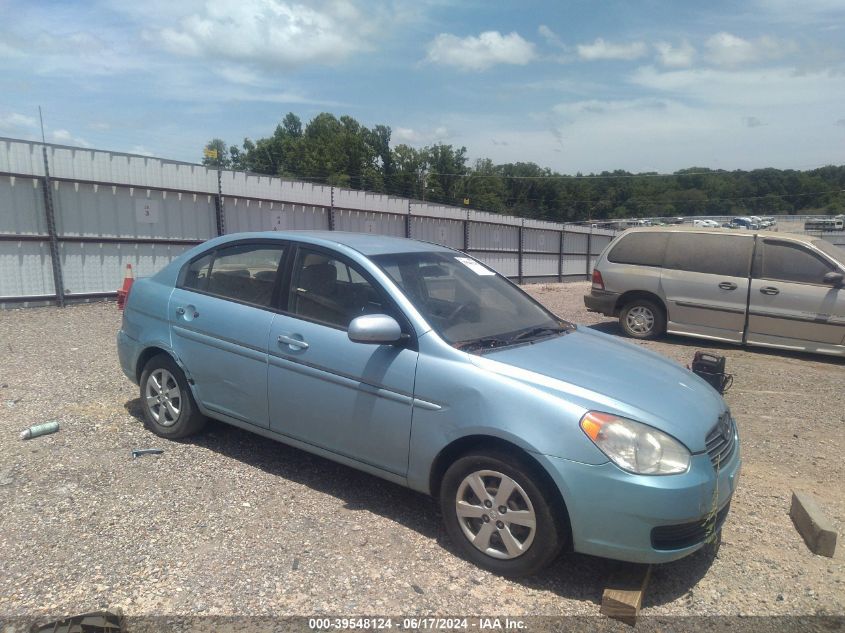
[601,563,652,626]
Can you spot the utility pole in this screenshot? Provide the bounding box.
[38,106,65,307]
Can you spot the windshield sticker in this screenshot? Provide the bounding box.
[455,256,495,275]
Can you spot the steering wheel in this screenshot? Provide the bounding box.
[444,302,469,321]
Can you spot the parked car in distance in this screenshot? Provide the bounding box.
[729,216,758,230]
[693,219,720,228]
[805,215,845,231]
[585,227,845,356]
[118,231,740,577]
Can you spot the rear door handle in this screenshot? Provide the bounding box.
[718,282,738,290]
[278,334,309,350]
[760,286,780,296]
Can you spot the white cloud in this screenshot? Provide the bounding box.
[425,31,536,71]
[538,24,563,48]
[393,125,451,144]
[51,129,90,147]
[577,38,647,61]
[150,0,378,68]
[654,41,695,68]
[0,112,38,131]
[704,32,796,66]
[129,145,155,157]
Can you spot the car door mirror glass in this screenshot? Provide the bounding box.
[348,314,403,344]
[822,271,844,286]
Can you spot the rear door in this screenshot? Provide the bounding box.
[169,241,286,427]
[660,232,754,342]
[746,238,845,354]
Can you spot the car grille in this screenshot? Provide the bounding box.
[705,412,736,468]
[651,503,731,550]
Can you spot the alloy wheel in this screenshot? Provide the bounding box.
[145,368,182,427]
[455,470,537,560]
[626,306,655,335]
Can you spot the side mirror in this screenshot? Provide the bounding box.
[822,271,844,287]
[348,314,403,344]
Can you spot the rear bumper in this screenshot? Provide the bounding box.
[537,431,741,564]
[117,329,142,384]
[584,289,620,316]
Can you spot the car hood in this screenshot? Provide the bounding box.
[470,326,725,452]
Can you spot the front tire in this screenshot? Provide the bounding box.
[139,354,206,439]
[619,299,666,340]
[439,451,565,577]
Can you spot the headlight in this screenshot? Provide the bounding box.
[580,411,690,475]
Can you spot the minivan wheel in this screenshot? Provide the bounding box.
[139,354,206,439]
[620,299,665,340]
[440,451,565,577]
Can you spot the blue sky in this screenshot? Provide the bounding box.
[1,0,844,173]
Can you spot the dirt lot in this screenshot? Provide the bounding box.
[1,281,843,622]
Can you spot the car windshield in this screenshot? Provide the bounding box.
[813,239,845,265]
[371,251,572,350]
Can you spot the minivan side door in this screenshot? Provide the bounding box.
[746,238,845,355]
[169,241,287,427]
[660,232,754,343]
[267,245,418,477]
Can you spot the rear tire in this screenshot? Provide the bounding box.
[439,450,566,577]
[620,299,665,340]
[139,354,206,439]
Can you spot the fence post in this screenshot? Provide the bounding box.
[405,199,411,238]
[558,229,564,283]
[40,145,65,307]
[586,227,593,278]
[518,221,524,285]
[214,169,225,236]
[463,210,470,252]
[328,186,336,231]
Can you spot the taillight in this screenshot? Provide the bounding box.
[591,268,604,290]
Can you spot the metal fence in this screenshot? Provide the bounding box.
[0,137,615,307]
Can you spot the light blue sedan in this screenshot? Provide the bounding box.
[117,231,740,577]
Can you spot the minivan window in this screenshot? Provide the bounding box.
[664,233,753,277]
[754,240,835,285]
[812,239,845,265]
[606,232,668,267]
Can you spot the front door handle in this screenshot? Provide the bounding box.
[278,334,309,350]
[718,282,738,290]
[760,286,780,296]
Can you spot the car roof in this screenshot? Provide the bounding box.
[621,225,816,244]
[212,230,455,256]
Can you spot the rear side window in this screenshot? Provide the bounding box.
[182,243,285,307]
[606,233,668,267]
[664,233,753,277]
[754,240,835,284]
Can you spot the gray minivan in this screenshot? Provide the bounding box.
[584,227,845,357]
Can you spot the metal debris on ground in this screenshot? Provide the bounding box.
[19,421,60,440]
[131,448,164,459]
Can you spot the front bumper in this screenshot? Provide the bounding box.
[583,289,620,316]
[536,431,741,564]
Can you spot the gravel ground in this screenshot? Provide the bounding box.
[1,281,843,623]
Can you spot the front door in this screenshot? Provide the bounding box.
[268,246,417,476]
[660,232,754,343]
[746,238,845,354]
[169,241,286,427]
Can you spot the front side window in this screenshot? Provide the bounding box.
[289,249,387,329]
[183,243,284,306]
[371,251,569,348]
[664,233,753,277]
[754,240,835,285]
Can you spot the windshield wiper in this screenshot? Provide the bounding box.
[509,325,570,343]
[453,337,514,352]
